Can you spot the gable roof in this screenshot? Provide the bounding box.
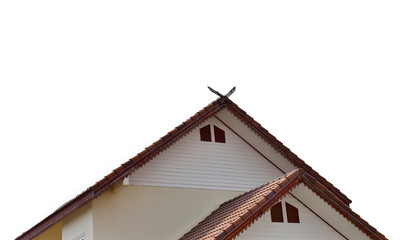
[17,95,352,240]
[179,168,387,240]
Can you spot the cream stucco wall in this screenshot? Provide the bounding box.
[33,222,62,240]
[92,185,242,240]
[62,204,93,240]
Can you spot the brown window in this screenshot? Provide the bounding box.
[214,126,226,143]
[271,202,284,222]
[270,201,300,223]
[200,125,212,142]
[200,124,226,143]
[285,202,300,223]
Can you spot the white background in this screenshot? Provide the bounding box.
[1,1,399,239]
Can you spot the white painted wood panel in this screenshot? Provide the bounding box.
[236,195,347,240]
[291,184,372,240]
[216,108,297,174]
[129,117,284,191]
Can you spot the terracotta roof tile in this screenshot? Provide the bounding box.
[113,165,124,173]
[95,177,108,188]
[224,223,235,233]
[153,138,164,147]
[90,182,100,190]
[129,155,140,162]
[248,204,259,214]
[161,133,172,142]
[198,107,208,115]
[145,143,157,152]
[272,184,282,193]
[231,218,242,227]
[105,171,116,180]
[185,117,195,125]
[205,102,216,111]
[214,231,226,240]
[176,123,186,131]
[169,127,179,136]
[137,149,148,158]
[278,177,289,187]
[179,170,300,240]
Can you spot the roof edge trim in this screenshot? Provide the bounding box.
[16,97,226,240]
[16,190,94,240]
[301,174,386,240]
[92,99,226,196]
[224,100,352,206]
[219,169,303,240]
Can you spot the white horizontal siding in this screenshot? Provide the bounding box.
[291,184,372,240]
[129,117,284,191]
[215,108,297,174]
[236,195,347,240]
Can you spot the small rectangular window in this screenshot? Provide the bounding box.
[214,126,226,143]
[285,202,300,223]
[271,202,284,222]
[200,125,212,142]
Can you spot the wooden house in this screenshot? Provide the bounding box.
[17,89,387,240]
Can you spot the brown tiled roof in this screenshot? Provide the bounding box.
[17,95,354,239]
[179,169,387,240]
[180,169,303,240]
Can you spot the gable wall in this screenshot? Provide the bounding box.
[129,117,285,191]
[235,194,347,240]
[92,185,241,240]
[291,184,372,240]
[216,108,297,174]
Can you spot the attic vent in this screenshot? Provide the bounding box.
[286,202,300,223]
[271,202,284,222]
[271,201,300,223]
[200,125,212,142]
[200,124,226,143]
[214,126,226,143]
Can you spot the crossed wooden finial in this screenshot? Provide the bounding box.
[208,86,236,99]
